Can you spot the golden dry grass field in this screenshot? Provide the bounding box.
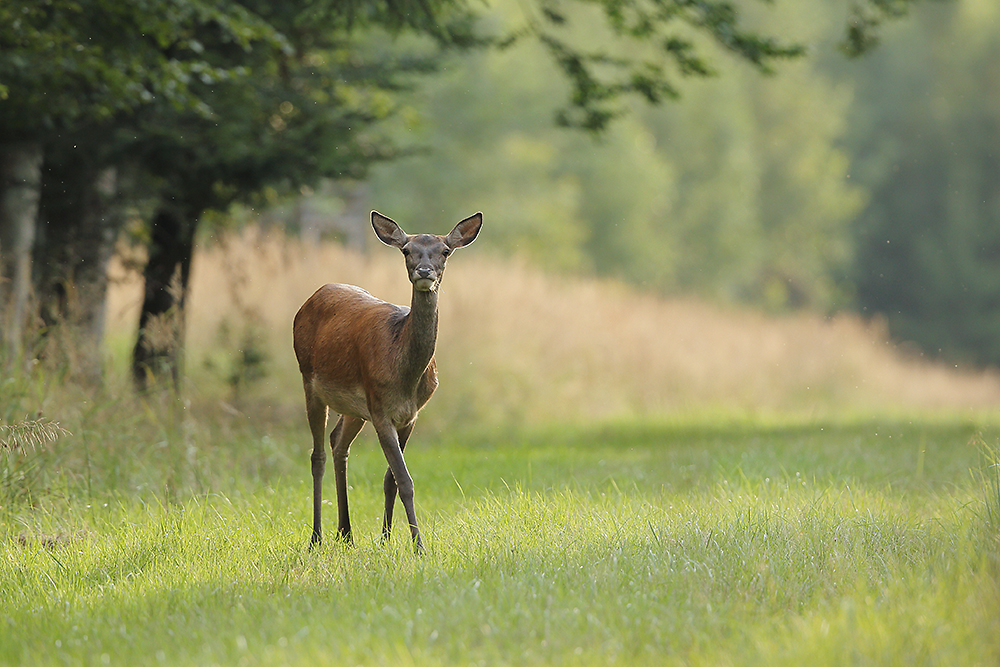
[105,226,1000,427]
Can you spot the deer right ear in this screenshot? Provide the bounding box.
[372,211,408,248]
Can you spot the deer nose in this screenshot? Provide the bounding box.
[416,266,434,279]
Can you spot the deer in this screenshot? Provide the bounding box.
[292,210,483,553]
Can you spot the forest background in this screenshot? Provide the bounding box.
[1,0,998,389]
[354,0,1000,368]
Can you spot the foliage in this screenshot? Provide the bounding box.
[841,0,922,57]
[0,0,279,138]
[526,0,806,131]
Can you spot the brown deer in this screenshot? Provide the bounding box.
[293,210,483,552]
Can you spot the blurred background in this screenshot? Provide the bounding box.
[2,0,1000,430]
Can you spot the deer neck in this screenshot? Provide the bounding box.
[400,287,439,385]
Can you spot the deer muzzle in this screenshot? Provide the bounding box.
[412,267,438,291]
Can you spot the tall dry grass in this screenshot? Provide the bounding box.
[106,227,1000,428]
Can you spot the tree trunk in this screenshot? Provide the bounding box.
[35,158,122,380]
[0,143,43,361]
[132,204,198,391]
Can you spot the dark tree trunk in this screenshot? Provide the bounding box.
[35,155,122,380]
[0,142,43,360]
[132,204,198,391]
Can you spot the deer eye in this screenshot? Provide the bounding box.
[441,248,451,257]
[401,247,411,256]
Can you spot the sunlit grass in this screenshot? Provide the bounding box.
[3,414,998,666]
[2,480,997,666]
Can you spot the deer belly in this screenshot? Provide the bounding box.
[308,378,425,427]
[311,380,372,421]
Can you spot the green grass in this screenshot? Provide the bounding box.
[2,406,999,666]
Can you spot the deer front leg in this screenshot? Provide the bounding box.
[372,417,424,553]
[382,421,414,543]
[331,415,365,544]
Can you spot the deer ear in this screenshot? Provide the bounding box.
[372,211,408,248]
[445,212,483,249]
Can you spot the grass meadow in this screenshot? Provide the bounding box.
[3,229,1000,666]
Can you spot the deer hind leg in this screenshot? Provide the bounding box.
[331,415,365,543]
[305,385,329,548]
[382,421,414,543]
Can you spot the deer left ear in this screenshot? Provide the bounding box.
[445,212,483,249]
[372,211,409,248]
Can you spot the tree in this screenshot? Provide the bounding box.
[33,136,123,378]
[0,145,42,357]
[0,0,277,369]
